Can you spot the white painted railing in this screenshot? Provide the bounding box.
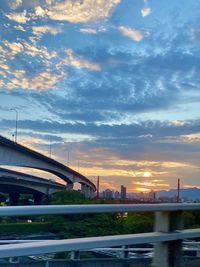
[0,203,200,267]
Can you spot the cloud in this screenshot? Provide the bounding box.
[80,27,107,34]
[1,115,200,191]
[80,28,97,34]
[181,133,200,143]
[35,5,48,17]
[9,0,22,10]
[134,181,169,188]
[171,120,188,126]
[141,7,151,17]
[0,62,10,71]
[59,48,101,71]
[32,25,63,36]
[0,36,101,92]
[34,0,121,23]
[3,40,24,57]
[6,10,29,24]
[14,25,26,31]
[0,80,4,87]
[22,40,57,59]
[6,69,63,91]
[0,33,63,91]
[119,26,146,42]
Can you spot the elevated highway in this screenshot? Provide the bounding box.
[0,135,96,196]
[0,167,66,204]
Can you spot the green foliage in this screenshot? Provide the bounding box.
[184,211,200,228]
[0,191,155,238]
[123,212,153,234]
[56,213,123,238]
[0,193,6,202]
[54,252,69,259]
[47,190,154,238]
[0,222,51,235]
[50,190,88,205]
[80,252,95,258]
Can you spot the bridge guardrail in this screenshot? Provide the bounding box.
[0,203,200,267]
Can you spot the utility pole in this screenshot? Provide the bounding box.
[177,178,180,203]
[11,133,15,142]
[10,108,18,143]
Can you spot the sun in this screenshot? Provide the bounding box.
[143,171,152,177]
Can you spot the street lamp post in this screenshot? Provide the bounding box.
[10,108,18,143]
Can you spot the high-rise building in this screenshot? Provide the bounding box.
[120,185,127,199]
[102,189,113,199]
[114,190,120,199]
[149,190,156,201]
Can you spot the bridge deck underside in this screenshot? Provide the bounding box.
[0,184,42,194]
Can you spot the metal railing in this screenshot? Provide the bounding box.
[0,203,200,267]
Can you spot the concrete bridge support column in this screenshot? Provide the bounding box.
[87,186,95,198]
[81,184,94,198]
[9,193,20,206]
[33,193,43,205]
[89,188,95,198]
[66,183,74,190]
[153,211,183,267]
[86,186,91,198]
[81,184,87,196]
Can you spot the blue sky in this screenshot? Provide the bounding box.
[0,0,200,192]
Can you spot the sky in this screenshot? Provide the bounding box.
[0,0,200,193]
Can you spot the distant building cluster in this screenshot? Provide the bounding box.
[100,186,157,202]
[99,182,200,203]
[101,185,127,199]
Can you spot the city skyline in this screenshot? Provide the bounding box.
[0,0,200,192]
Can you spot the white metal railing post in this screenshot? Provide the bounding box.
[153,211,183,267]
[70,250,80,260]
[121,245,129,258]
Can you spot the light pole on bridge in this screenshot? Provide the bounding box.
[10,108,18,143]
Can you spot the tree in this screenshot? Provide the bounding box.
[50,190,88,205]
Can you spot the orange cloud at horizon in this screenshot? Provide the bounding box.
[135,187,151,192]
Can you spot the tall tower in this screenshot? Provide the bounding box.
[120,185,127,199]
[177,178,180,203]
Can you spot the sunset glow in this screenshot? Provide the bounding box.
[143,171,152,178]
[135,188,151,193]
